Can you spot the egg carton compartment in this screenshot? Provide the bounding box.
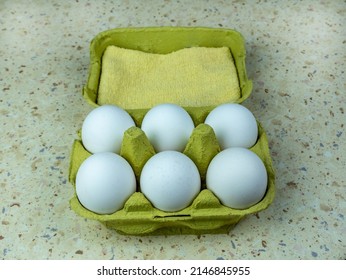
[68,27,276,235]
[68,122,275,235]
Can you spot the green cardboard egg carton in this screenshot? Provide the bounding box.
[68,27,275,235]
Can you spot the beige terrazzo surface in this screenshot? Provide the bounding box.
[1,0,345,259]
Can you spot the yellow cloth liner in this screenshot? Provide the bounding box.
[98,46,240,109]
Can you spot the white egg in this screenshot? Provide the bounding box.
[140,151,201,212]
[204,103,258,149]
[76,152,136,214]
[141,103,195,152]
[81,105,135,154]
[206,147,267,209]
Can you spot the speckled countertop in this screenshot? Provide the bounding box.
[1,0,345,260]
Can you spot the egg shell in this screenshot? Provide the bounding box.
[76,152,136,214]
[81,104,135,154]
[206,147,268,209]
[205,103,258,149]
[140,103,195,152]
[140,151,201,212]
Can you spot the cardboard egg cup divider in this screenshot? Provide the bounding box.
[68,27,275,235]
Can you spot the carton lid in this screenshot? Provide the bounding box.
[97,45,241,109]
[83,27,253,114]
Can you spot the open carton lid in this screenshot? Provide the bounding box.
[82,26,253,125]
